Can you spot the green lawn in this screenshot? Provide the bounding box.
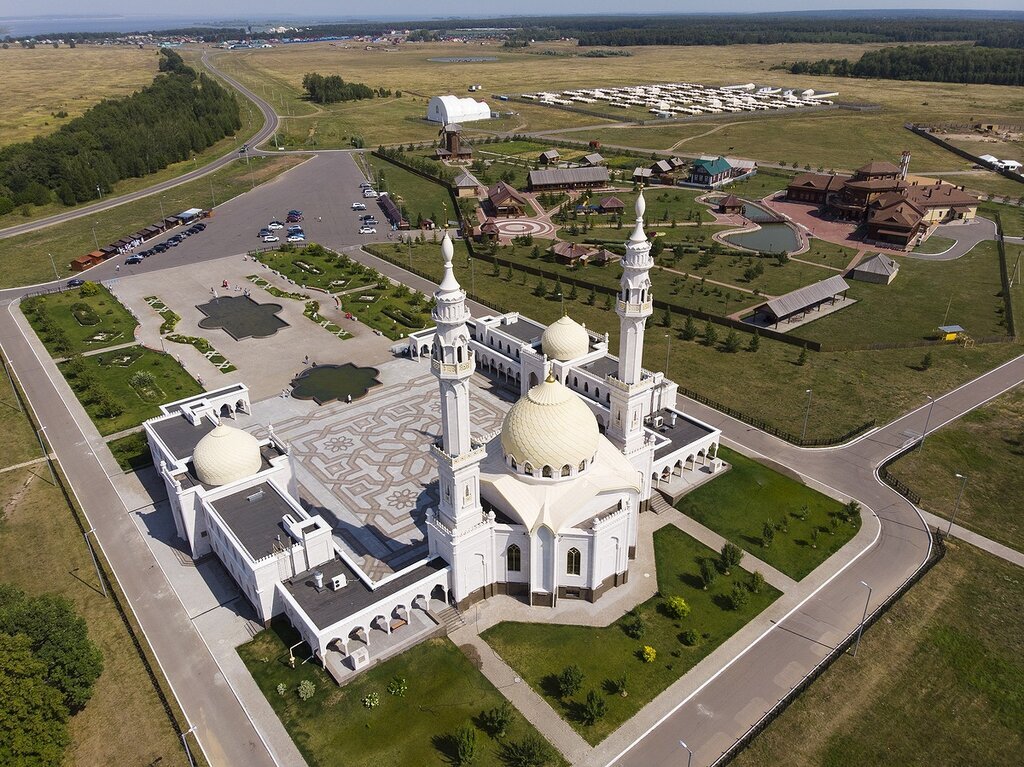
[730,542,1024,767]
[887,386,1024,553]
[980,199,1024,238]
[364,154,455,226]
[59,346,202,436]
[482,526,781,745]
[0,364,46,468]
[106,431,153,473]
[795,240,859,270]
[799,241,1008,347]
[914,235,957,255]
[22,284,138,357]
[0,154,307,288]
[256,244,381,294]
[239,627,566,767]
[677,447,857,580]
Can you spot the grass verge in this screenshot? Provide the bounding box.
[482,526,781,745]
[886,386,1024,553]
[677,447,858,581]
[106,431,153,473]
[730,541,1024,767]
[239,625,567,766]
[22,284,138,357]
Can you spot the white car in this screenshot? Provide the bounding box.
[262,235,279,243]
[287,234,306,242]
[267,221,284,230]
[362,190,379,199]
[351,202,367,211]
[359,226,377,235]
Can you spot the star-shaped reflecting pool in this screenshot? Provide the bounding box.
[196,296,288,340]
[290,363,381,405]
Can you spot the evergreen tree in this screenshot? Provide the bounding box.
[702,321,719,348]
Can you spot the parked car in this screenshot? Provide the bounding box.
[362,189,378,199]
[351,202,367,211]
[258,228,272,237]
[359,181,372,189]
[359,226,377,235]
[287,209,302,216]
[268,221,284,229]
[286,214,303,223]
[153,243,169,253]
[262,235,280,243]
[66,278,85,288]
[194,222,206,231]
[287,234,306,243]
[287,225,304,233]
[125,255,144,265]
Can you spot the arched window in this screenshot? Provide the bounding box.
[524,462,533,476]
[573,376,578,387]
[457,346,463,363]
[542,465,553,478]
[506,544,521,572]
[578,460,586,472]
[561,464,571,477]
[594,387,600,399]
[566,547,581,576]
[584,382,589,392]
[509,456,517,470]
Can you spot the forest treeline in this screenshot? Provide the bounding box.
[787,45,1024,86]
[0,48,240,210]
[53,14,1024,50]
[300,73,384,104]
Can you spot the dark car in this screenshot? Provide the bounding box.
[125,255,144,265]
[66,278,85,288]
[153,243,168,253]
[139,249,153,258]
[194,222,206,231]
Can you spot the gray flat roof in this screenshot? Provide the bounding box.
[498,318,545,345]
[528,166,609,187]
[653,411,716,457]
[209,481,293,561]
[283,557,449,630]
[151,416,216,462]
[580,355,619,379]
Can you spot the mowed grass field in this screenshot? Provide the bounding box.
[0,366,190,767]
[730,542,1024,767]
[0,45,158,147]
[887,386,1024,553]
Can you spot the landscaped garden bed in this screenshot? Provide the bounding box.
[239,626,566,766]
[482,525,781,744]
[255,243,378,293]
[145,295,237,373]
[677,446,859,580]
[106,431,153,472]
[23,282,137,357]
[58,347,202,435]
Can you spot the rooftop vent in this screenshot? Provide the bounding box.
[313,570,324,591]
[246,489,265,503]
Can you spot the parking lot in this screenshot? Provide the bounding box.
[71,151,390,285]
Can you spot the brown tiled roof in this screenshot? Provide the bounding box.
[487,181,528,207]
[868,200,923,228]
[598,196,625,210]
[551,241,596,259]
[903,182,978,209]
[844,178,902,191]
[790,172,847,192]
[718,194,744,208]
[856,161,901,176]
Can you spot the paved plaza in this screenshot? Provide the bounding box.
[250,359,511,579]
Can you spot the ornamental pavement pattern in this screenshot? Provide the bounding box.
[268,373,508,580]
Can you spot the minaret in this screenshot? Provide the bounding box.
[616,190,654,385]
[430,231,483,530]
[607,190,655,457]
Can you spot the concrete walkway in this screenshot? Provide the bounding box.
[0,455,51,474]
[920,510,1024,568]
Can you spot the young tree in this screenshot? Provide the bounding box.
[921,351,933,370]
[661,306,673,327]
[702,321,719,348]
[681,314,698,341]
[454,722,477,766]
[747,330,760,353]
[481,701,514,739]
[499,734,553,767]
[842,500,861,524]
[729,581,750,610]
[797,346,809,366]
[581,689,607,725]
[699,557,718,590]
[749,571,766,594]
[534,278,547,298]
[604,293,615,310]
[587,287,597,305]
[557,664,584,698]
[723,329,741,353]
[761,521,775,549]
[719,542,744,574]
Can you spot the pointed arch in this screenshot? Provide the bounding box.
[506,544,521,572]
[566,547,581,576]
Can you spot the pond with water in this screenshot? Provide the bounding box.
[723,222,801,254]
[290,363,381,405]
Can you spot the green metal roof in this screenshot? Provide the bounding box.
[693,157,732,176]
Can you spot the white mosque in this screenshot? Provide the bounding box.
[143,191,721,678]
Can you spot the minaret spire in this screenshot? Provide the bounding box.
[616,189,654,386]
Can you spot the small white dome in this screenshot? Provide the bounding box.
[193,424,262,486]
[541,315,589,361]
[501,375,599,472]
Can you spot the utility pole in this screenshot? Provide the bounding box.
[919,395,935,449]
[801,388,813,443]
[46,252,59,281]
[82,528,108,598]
[1,353,22,413]
[853,580,872,657]
[946,473,968,540]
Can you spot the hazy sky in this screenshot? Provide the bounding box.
[13,0,1024,19]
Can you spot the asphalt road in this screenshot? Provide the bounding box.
[0,49,279,242]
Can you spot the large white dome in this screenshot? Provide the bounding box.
[500,374,599,472]
[541,315,589,361]
[192,424,262,486]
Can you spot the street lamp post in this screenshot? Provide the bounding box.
[919,395,935,450]
[557,292,564,314]
[37,427,57,485]
[180,724,198,767]
[946,473,968,540]
[665,332,672,375]
[47,252,59,281]
[679,740,693,767]
[1,352,23,413]
[853,580,872,657]
[801,388,813,443]
[92,222,100,251]
[82,528,108,598]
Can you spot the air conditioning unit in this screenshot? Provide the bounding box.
[652,415,664,429]
[331,574,347,591]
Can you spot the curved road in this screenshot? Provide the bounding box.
[0,49,279,242]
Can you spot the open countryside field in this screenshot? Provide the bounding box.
[0,365,190,767]
[0,45,158,147]
[731,542,1024,767]
[217,40,1024,168]
[0,154,307,288]
[887,386,1024,553]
